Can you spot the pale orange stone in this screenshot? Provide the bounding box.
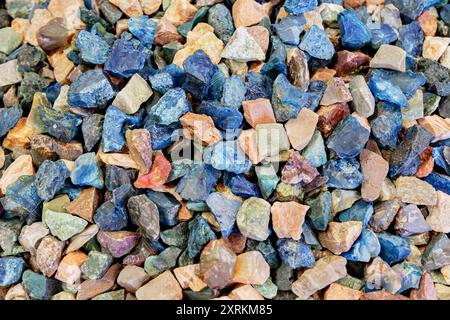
[180,112,222,146]
[344,0,365,8]
[0,154,34,195]
[311,68,336,83]
[232,0,267,28]
[237,129,263,164]
[65,187,101,223]
[77,264,121,300]
[2,118,39,151]
[362,291,409,300]
[109,0,143,18]
[228,284,265,300]
[271,201,309,240]
[139,0,161,15]
[47,0,86,30]
[418,115,450,142]
[285,108,319,151]
[25,9,53,46]
[304,10,324,31]
[153,17,183,46]
[242,98,276,128]
[248,61,264,72]
[3,86,19,108]
[231,251,270,285]
[426,191,450,233]
[0,147,4,170]
[135,271,183,300]
[320,77,353,106]
[55,251,88,284]
[173,264,207,292]
[360,148,389,201]
[11,18,30,43]
[418,10,438,37]
[126,129,153,173]
[178,203,193,222]
[116,19,129,38]
[246,26,269,53]
[318,221,363,255]
[163,0,198,27]
[415,146,434,178]
[48,51,75,84]
[324,283,363,300]
[98,149,140,170]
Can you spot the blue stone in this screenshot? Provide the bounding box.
[272,73,310,122]
[75,30,111,64]
[389,124,434,177]
[441,4,450,25]
[417,58,450,97]
[0,106,22,137]
[128,16,157,47]
[43,83,61,104]
[221,75,246,109]
[148,88,191,125]
[22,270,60,300]
[260,47,288,80]
[207,69,226,101]
[423,172,450,194]
[342,229,380,262]
[252,239,280,269]
[68,69,116,108]
[284,0,318,15]
[326,115,370,158]
[273,15,306,46]
[255,164,279,200]
[206,192,241,236]
[370,69,426,100]
[276,239,315,269]
[58,182,83,201]
[385,0,427,20]
[70,152,104,189]
[182,50,218,100]
[432,147,450,175]
[369,23,398,49]
[339,200,374,228]
[36,160,70,201]
[305,191,332,231]
[245,72,273,100]
[147,190,180,227]
[104,39,146,78]
[102,105,142,152]
[338,9,371,49]
[299,25,335,60]
[105,165,136,191]
[187,215,217,258]
[227,174,261,198]
[148,64,185,94]
[393,262,421,293]
[38,105,82,143]
[396,21,424,57]
[378,231,411,265]
[1,175,42,218]
[198,100,243,130]
[207,3,234,43]
[368,76,409,108]
[301,221,322,249]
[370,102,403,150]
[0,257,25,286]
[323,157,363,189]
[209,141,252,174]
[144,118,181,150]
[176,163,221,201]
[306,80,327,111]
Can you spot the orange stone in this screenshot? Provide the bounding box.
[344,0,365,8]
[418,115,450,142]
[360,148,389,201]
[324,283,363,300]
[242,98,276,128]
[134,152,171,189]
[271,201,309,240]
[415,146,434,178]
[180,112,222,146]
[77,264,121,300]
[231,251,270,285]
[410,272,438,300]
[11,18,30,43]
[65,187,101,223]
[2,118,39,151]
[173,264,207,292]
[48,51,75,84]
[418,10,438,37]
[135,271,183,300]
[232,0,267,28]
[237,129,263,164]
[108,0,143,18]
[311,68,337,83]
[228,284,264,300]
[55,251,88,285]
[115,19,129,37]
[125,129,153,173]
[318,221,363,255]
[0,154,34,195]
[153,17,183,46]
[362,291,409,300]
[163,0,198,27]
[178,203,193,222]
[285,108,319,151]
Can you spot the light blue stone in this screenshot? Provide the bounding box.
[273,15,307,46]
[0,257,25,286]
[338,200,374,228]
[221,75,246,109]
[342,229,380,262]
[338,8,372,49]
[206,192,242,236]
[299,25,335,60]
[272,73,310,122]
[71,152,104,189]
[393,262,422,293]
[148,88,192,125]
[368,76,409,108]
[209,141,252,174]
[75,30,111,64]
[284,0,318,15]
[128,16,157,47]
[323,157,363,189]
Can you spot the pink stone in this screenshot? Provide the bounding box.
[36,235,65,277]
[77,264,121,300]
[360,148,389,201]
[117,265,150,293]
[135,271,183,300]
[237,129,263,164]
[231,251,270,285]
[134,152,171,189]
[320,77,353,106]
[285,108,319,151]
[228,284,264,300]
[242,98,276,128]
[173,264,207,292]
[271,201,309,240]
[125,129,153,173]
[232,0,267,28]
[410,272,438,300]
[281,151,319,185]
[180,112,222,146]
[324,283,363,300]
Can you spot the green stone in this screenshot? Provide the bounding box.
[178,248,195,267]
[44,210,88,241]
[271,182,303,202]
[160,222,189,248]
[92,289,125,300]
[144,246,182,277]
[236,197,271,241]
[301,130,327,167]
[186,201,209,211]
[423,92,441,116]
[162,41,182,64]
[274,263,294,291]
[18,72,52,107]
[0,27,22,55]
[335,275,365,290]
[183,287,219,300]
[51,291,75,300]
[253,278,278,299]
[81,251,113,280]
[5,0,34,18]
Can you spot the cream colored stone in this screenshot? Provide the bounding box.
[231,251,270,285]
[135,271,182,300]
[370,44,406,72]
[285,108,319,151]
[423,36,450,61]
[112,74,152,114]
[427,191,450,233]
[0,154,34,195]
[0,59,22,86]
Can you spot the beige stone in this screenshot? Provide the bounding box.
[163,0,197,27]
[423,36,450,61]
[25,9,53,46]
[135,271,183,300]
[0,59,22,86]
[426,191,450,233]
[232,0,266,28]
[112,74,152,115]
[109,0,143,18]
[0,154,34,195]
[370,44,406,72]
[228,284,265,300]
[55,251,88,284]
[242,98,276,128]
[285,108,319,151]
[48,0,86,30]
[139,0,161,15]
[271,201,309,240]
[395,176,437,206]
[98,149,140,170]
[48,51,75,84]
[117,265,151,293]
[173,264,207,292]
[320,77,353,106]
[180,112,222,146]
[231,251,270,285]
[418,115,450,142]
[360,148,389,201]
[318,221,363,255]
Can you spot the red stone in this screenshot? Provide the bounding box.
[415,146,434,178]
[134,152,171,189]
[334,50,371,76]
[316,102,351,137]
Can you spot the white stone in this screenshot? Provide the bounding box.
[221,27,266,62]
[0,59,22,87]
[350,75,375,118]
[112,74,152,114]
[423,36,450,61]
[370,44,406,72]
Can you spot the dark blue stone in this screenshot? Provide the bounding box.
[326,115,370,158]
[323,157,363,189]
[104,165,136,191]
[104,38,146,78]
[342,229,380,262]
[369,23,399,49]
[272,73,310,122]
[182,50,218,100]
[68,69,116,108]
[370,69,426,99]
[227,174,261,198]
[378,231,411,265]
[36,160,70,201]
[206,192,241,236]
[423,172,450,194]
[368,76,409,108]
[198,100,243,130]
[306,80,327,112]
[1,175,42,218]
[299,25,335,60]
[70,152,104,189]
[284,0,318,15]
[144,118,181,150]
[187,215,217,258]
[260,47,288,80]
[441,4,450,25]
[245,72,273,100]
[0,106,22,137]
[301,221,322,249]
[43,83,61,104]
[0,257,25,286]
[128,16,157,47]
[148,88,191,125]
[273,15,306,46]
[175,163,221,201]
[370,102,403,150]
[207,69,226,101]
[38,105,82,143]
[396,21,424,57]
[338,200,374,228]
[147,190,180,227]
[432,146,450,175]
[276,239,315,269]
[338,9,372,50]
[221,75,246,109]
[75,30,111,64]
[417,59,450,97]
[148,64,185,94]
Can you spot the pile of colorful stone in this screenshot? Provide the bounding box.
[0,0,450,301]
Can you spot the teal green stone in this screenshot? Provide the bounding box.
[160,222,189,248]
[81,251,113,280]
[253,278,278,299]
[305,191,332,231]
[44,210,88,241]
[177,248,195,267]
[144,246,182,277]
[5,0,34,18]
[301,130,327,167]
[22,270,60,300]
[255,164,279,200]
[336,275,365,290]
[18,72,52,107]
[92,289,125,300]
[0,27,22,55]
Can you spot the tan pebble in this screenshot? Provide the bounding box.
[135,271,183,300]
[180,112,222,146]
[125,129,153,173]
[285,108,319,151]
[324,283,363,300]
[242,98,276,128]
[426,191,450,233]
[117,265,151,293]
[65,187,101,223]
[318,221,362,255]
[360,148,389,201]
[395,176,437,206]
[163,0,197,27]
[423,36,450,61]
[108,0,143,18]
[173,264,207,292]
[232,0,266,28]
[228,284,265,300]
[139,0,161,15]
[231,251,270,285]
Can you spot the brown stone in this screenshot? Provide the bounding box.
[180,112,222,146]
[232,0,266,28]
[3,118,39,151]
[29,134,83,161]
[115,19,129,38]
[344,0,365,8]
[334,50,371,76]
[163,0,197,27]
[323,283,363,300]
[360,148,389,201]
[285,108,319,151]
[65,187,101,223]
[231,251,270,285]
[291,255,347,300]
[271,201,309,240]
[316,103,351,137]
[228,284,265,300]
[3,86,20,108]
[415,146,434,178]
[242,98,276,128]
[37,18,70,52]
[361,291,409,300]
[418,10,438,37]
[410,272,438,300]
[135,271,183,300]
[311,68,336,83]
[125,129,153,173]
[36,235,65,277]
[173,264,207,292]
[287,48,310,90]
[76,264,122,300]
[320,77,353,106]
[395,176,437,206]
[108,0,143,17]
[0,154,34,195]
[117,265,150,293]
[153,17,183,46]
[237,129,263,164]
[426,191,450,233]
[418,115,450,142]
[318,221,363,255]
[55,251,88,285]
[221,232,247,254]
[26,9,54,47]
[281,151,319,185]
[140,0,161,15]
